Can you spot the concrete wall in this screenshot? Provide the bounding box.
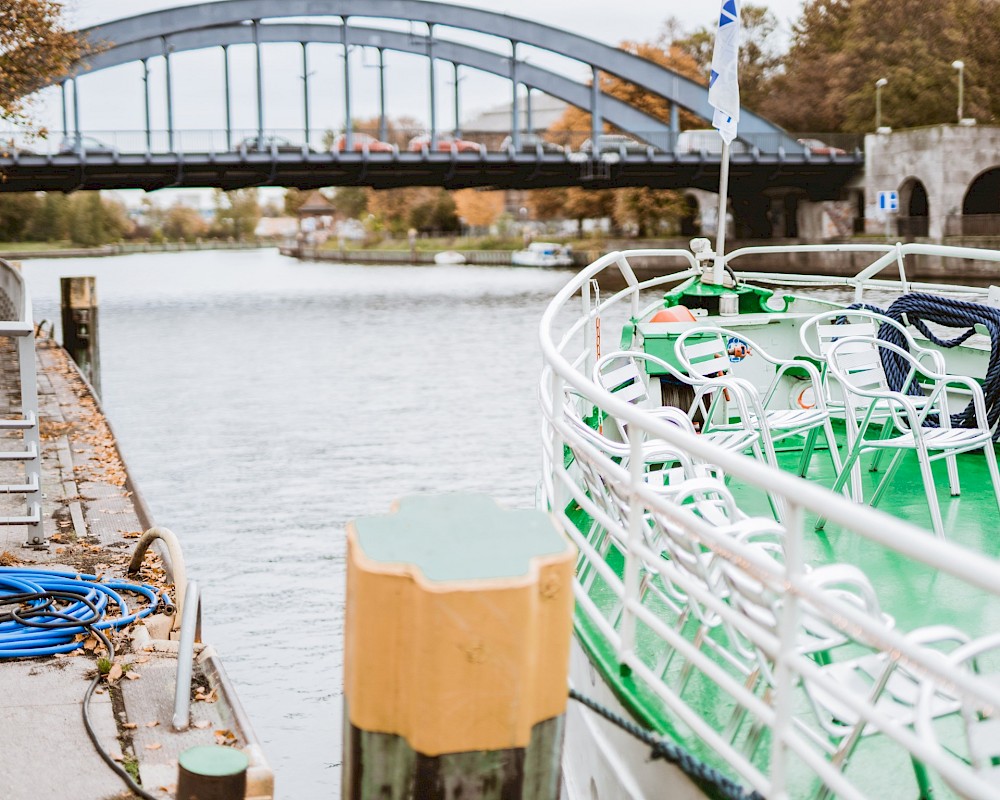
[864,125,1000,240]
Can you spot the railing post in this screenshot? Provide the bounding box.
[770,501,803,800]
[619,424,644,672]
[549,371,565,511]
[343,494,575,799]
[60,276,101,396]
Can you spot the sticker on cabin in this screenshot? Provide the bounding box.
[727,337,751,362]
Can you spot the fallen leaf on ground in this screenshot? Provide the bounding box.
[145,720,159,728]
[122,722,137,730]
[106,663,123,682]
[144,742,162,751]
[191,720,210,729]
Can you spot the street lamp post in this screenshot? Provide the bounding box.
[875,78,888,130]
[952,60,964,123]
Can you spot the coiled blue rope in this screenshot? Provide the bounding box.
[0,567,166,658]
[845,293,1000,437]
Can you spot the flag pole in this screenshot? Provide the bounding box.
[713,139,731,284]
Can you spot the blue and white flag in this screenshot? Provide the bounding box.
[708,0,741,144]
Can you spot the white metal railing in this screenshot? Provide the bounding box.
[539,245,1000,799]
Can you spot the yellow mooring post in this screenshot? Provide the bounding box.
[343,494,576,799]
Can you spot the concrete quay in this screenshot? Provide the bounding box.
[0,335,272,800]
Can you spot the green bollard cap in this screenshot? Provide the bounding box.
[179,745,249,777]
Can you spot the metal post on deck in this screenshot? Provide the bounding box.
[452,63,461,138]
[342,18,352,151]
[60,81,68,139]
[60,277,101,398]
[343,494,575,799]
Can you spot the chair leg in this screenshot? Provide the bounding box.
[750,438,786,522]
[910,755,936,800]
[869,449,907,510]
[821,418,845,488]
[984,440,1000,514]
[797,428,820,477]
[817,443,865,531]
[916,445,946,539]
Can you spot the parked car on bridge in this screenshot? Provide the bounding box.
[676,129,749,155]
[407,134,482,154]
[332,133,394,153]
[237,135,309,154]
[797,137,847,155]
[58,135,117,156]
[579,134,647,155]
[500,134,566,154]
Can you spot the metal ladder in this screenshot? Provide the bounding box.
[0,261,43,544]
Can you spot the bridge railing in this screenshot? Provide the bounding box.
[0,128,865,158]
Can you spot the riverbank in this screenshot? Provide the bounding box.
[0,330,273,799]
[0,239,269,261]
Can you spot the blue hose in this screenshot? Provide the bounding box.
[0,567,166,658]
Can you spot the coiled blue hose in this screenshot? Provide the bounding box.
[0,567,167,658]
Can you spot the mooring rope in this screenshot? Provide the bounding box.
[568,688,765,800]
[844,293,1000,436]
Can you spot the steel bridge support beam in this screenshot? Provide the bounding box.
[343,18,352,149]
[223,45,232,150]
[60,81,68,138]
[452,63,461,138]
[510,41,520,150]
[525,86,533,134]
[71,77,80,148]
[163,38,175,152]
[301,42,311,147]
[428,23,436,149]
[377,48,387,143]
[253,19,264,146]
[142,58,152,153]
[590,65,601,153]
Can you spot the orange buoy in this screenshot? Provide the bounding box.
[650,306,696,323]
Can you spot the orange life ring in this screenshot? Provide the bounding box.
[650,306,696,323]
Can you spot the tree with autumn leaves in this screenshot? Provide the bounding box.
[1,0,85,132]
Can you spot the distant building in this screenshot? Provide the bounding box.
[462,93,568,134]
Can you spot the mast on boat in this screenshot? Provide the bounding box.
[708,0,741,285]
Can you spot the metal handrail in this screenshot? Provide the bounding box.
[127,526,186,632]
[539,243,1000,799]
[172,580,202,731]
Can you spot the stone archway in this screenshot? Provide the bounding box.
[958,168,1000,235]
[898,177,929,239]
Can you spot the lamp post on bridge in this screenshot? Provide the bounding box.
[951,60,964,124]
[874,77,888,131]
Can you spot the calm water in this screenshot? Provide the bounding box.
[22,249,571,799]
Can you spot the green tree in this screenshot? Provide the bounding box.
[162,205,208,241]
[24,192,70,241]
[612,188,687,237]
[0,193,41,241]
[334,187,368,218]
[213,189,260,239]
[761,0,997,132]
[63,193,130,246]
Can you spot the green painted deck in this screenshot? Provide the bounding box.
[571,424,1000,800]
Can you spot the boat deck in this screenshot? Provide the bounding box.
[574,424,1000,800]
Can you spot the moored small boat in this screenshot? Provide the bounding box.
[512,241,574,268]
[433,250,466,265]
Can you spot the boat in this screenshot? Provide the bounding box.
[512,241,574,267]
[540,240,1000,800]
[433,250,466,265]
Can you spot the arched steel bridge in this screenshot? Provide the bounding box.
[0,0,861,199]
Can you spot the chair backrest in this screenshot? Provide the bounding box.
[825,336,894,419]
[675,327,735,381]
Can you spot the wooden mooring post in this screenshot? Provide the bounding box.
[60,276,101,397]
[343,494,576,799]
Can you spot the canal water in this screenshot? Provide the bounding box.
[22,249,571,799]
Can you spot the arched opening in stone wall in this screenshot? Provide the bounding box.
[898,178,929,239]
[679,194,700,236]
[957,168,1000,235]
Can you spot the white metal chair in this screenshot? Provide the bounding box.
[821,336,1000,538]
[674,325,844,484]
[915,632,1000,796]
[799,308,952,500]
[717,544,969,795]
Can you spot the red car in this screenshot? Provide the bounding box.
[797,138,846,156]
[332,133,394,153]
[407,134,481,154]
